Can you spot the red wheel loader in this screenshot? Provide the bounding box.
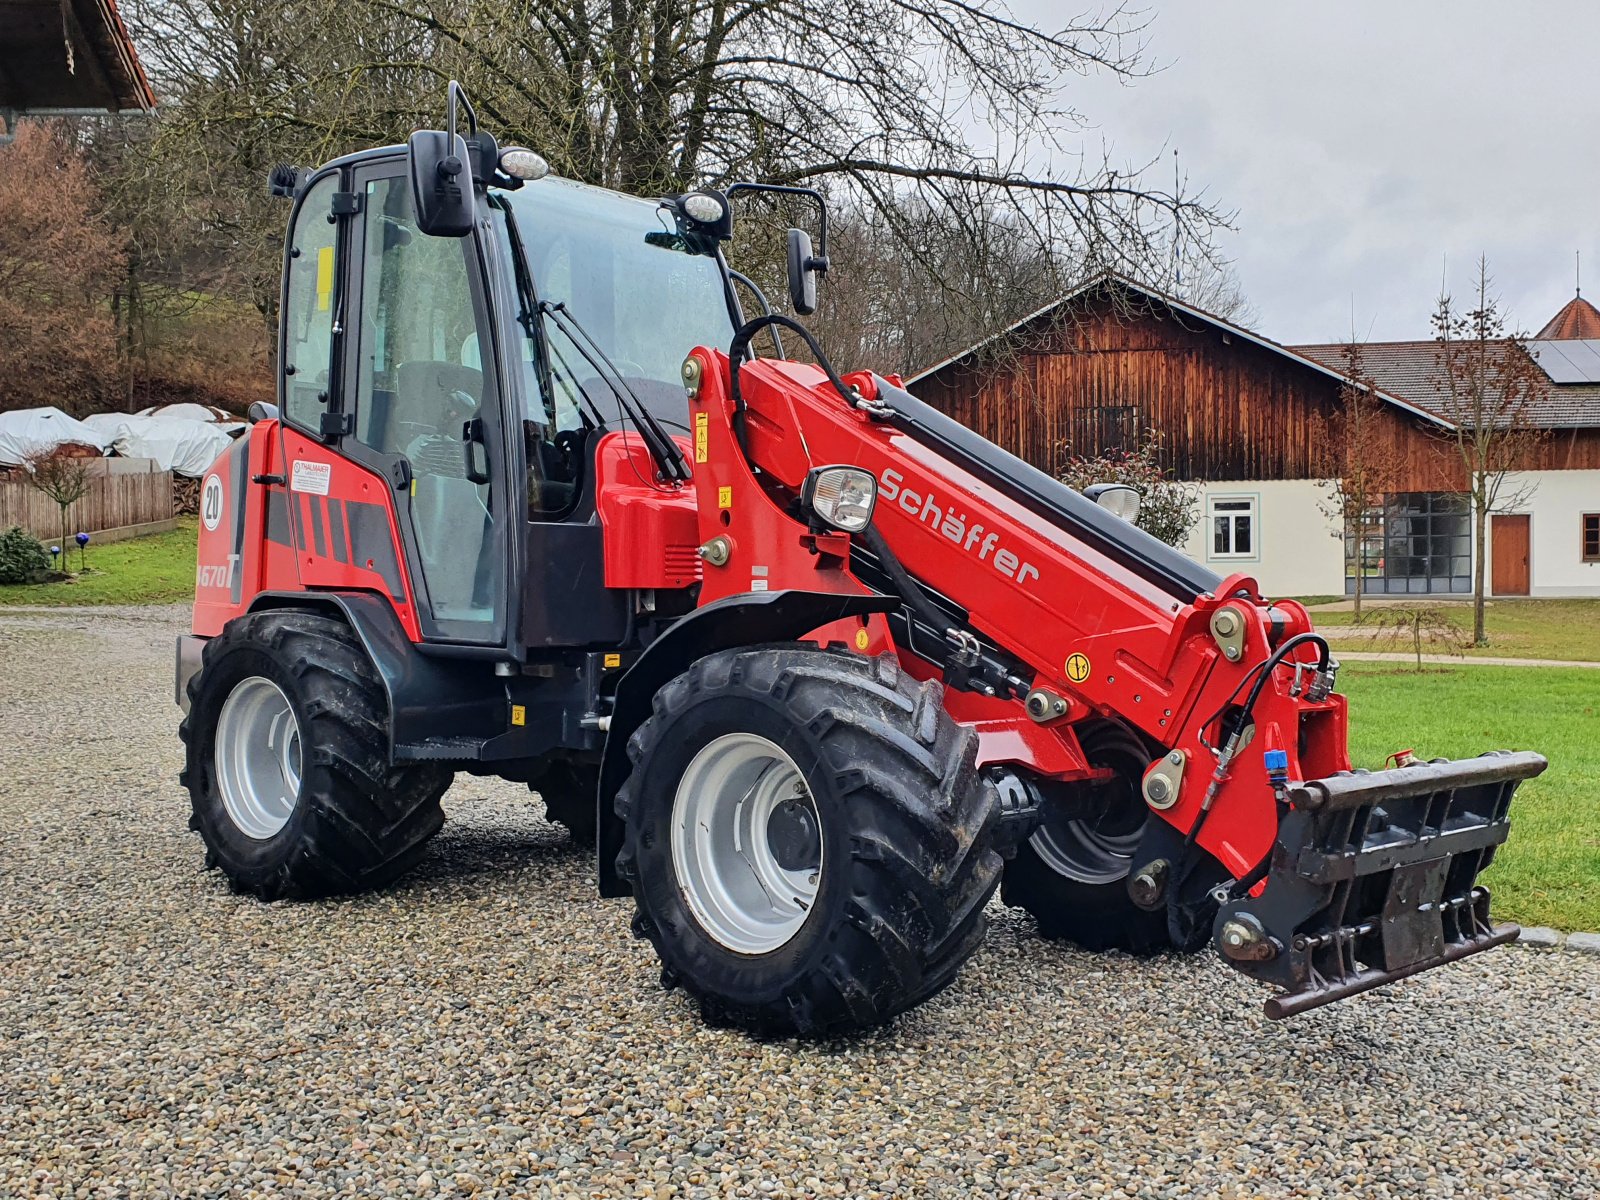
[177,86,1546,1035]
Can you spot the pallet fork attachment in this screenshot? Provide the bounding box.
[1214,750,1547,1018]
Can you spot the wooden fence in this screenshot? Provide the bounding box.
[0,468,175,540]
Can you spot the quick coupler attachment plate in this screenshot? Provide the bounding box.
[1212,750,1548,1019]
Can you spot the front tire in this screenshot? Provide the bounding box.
[179,611,452,901]
[616,647,1002,1037]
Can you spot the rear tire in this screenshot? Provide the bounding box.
[1001,720,1171,953]
[179,611,451,901]
[617,647,1002,1037]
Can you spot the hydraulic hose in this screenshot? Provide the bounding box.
[858,523,956,642]
[726,314,858,454]
[1183,632,1335,852]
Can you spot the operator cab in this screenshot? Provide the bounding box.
[270,93,764,658]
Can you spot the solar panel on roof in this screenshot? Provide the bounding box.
[1528,339,1600,383]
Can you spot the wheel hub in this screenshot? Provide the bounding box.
[1029,773,1146,886]
[213,675,303,840]
[766,796,822,872]
[670,733,823,954]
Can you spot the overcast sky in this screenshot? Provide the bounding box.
[1007,1,1598,345]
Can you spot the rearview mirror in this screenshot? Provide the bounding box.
[786,228,820,315]
[408,129,476,238]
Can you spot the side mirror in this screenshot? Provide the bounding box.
[786,228,820,315]
[247,401,279,424]
[408,129,476,238]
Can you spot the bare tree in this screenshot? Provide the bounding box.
[1371,605,1471,672]
[23,452,95,559]
[1319,342,1402,622]
[1429,258,1548,645]
[123,0,1230,343]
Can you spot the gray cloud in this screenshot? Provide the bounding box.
[1005,1,1599,342]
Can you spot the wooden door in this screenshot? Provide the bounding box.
[1491,514,1530,595]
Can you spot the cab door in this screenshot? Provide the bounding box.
[278,159,511,646]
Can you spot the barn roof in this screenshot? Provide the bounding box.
[0,0,154,117]
[1293,340,1600,430]
[908,272,1455,430]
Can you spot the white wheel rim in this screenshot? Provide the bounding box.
[670,733,823,955]
[214,675,303,840]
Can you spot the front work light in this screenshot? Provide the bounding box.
[1084,483,1142,523]
[681,192,727,224]
[803,466,878,533]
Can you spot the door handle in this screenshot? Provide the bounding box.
[463,416,490,484]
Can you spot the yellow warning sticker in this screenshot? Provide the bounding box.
[854,628,871,651]
[316,245,334,312]
[1065,653,1091,684]
[718,485,732,509]
[694,412,709,463]
[604,653,622,668]
[510,704,526,726]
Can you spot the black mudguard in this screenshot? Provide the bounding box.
[595,589,896,897]
[247,591,505,760]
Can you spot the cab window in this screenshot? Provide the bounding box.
[281,174,340,430]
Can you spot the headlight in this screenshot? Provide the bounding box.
[803,466,877,533]
[682,192,726,224]
[1084,483,1141,523]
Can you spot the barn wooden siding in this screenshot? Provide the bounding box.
[910,291,1600,489]
[0,469,174,540]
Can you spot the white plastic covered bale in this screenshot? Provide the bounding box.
[137,402,247,434]
[108,416,234,477]
[0,408,111,466]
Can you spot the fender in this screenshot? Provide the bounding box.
[595,588,896,897]
[246,591,506,761]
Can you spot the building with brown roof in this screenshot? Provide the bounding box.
[0,0,153,130]
[908,274,1600,599]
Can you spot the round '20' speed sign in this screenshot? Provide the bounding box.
[201,475,224,532]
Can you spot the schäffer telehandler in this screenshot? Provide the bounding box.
[177,86,1546,1035]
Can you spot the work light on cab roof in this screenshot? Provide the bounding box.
[498,147,549,181]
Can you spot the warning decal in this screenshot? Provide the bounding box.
[1065,653,1091,684]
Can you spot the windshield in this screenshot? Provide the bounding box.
[497,177,738,438]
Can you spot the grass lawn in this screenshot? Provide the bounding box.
[0,518,197,607]
[1340,662,1600,931]
[1311,598,1600,662]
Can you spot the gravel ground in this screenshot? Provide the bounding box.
[2,605,1598,1199]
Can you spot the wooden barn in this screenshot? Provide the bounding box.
[0,0,153,130]
[907,274,1600,599]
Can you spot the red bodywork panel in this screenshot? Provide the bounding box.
[192,420,419,640]
[685,351,1351,878]
[594,432,702,589]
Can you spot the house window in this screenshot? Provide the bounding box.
[1584,513,1600,563]
[1345,492,1470,595]
[1209,496,1256,559]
